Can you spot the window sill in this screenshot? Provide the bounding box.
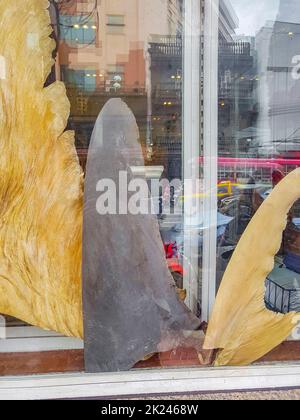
[1,363,300,400]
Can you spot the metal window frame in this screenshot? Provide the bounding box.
[201,0,219,321]
[183,0,219,321]
[183,0,202,313]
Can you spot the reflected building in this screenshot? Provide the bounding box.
[150,0,258,178]
[218,0,258,157]
[148,35,183,180]
[50,0,260,166]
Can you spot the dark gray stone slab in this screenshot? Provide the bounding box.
[83,99,200,372]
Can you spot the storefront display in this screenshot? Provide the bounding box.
[205,169,300,366]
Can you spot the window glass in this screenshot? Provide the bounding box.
[1,0,299,377]
[0,0,206,375]
[216,0,300,303]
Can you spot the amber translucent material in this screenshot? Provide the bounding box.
[204,169,300,366]
[0,0,83,337]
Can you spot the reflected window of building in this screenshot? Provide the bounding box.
[4,0,300,380]
[106,15,125,34]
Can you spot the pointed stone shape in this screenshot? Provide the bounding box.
[83,99,200,372]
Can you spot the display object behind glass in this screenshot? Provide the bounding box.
[83,99,200,372]
[205,0,300,365]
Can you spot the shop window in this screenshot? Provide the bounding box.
[1,0,300,379]
[0,0,205,376]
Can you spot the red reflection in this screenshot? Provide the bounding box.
[198,156,300,168]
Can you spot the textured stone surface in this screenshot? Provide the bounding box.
[83,99,200,372]
[0,0,83,338]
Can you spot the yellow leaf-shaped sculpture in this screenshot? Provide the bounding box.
[1,0,299,367]
[204,169,300,366]
[0,0,83,338]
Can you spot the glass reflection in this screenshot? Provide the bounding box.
[51,0,205,369]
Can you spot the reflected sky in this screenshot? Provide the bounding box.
[230,0,280,36]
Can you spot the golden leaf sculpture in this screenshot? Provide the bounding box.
[0,0,83,338]
[204,169,300,366]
